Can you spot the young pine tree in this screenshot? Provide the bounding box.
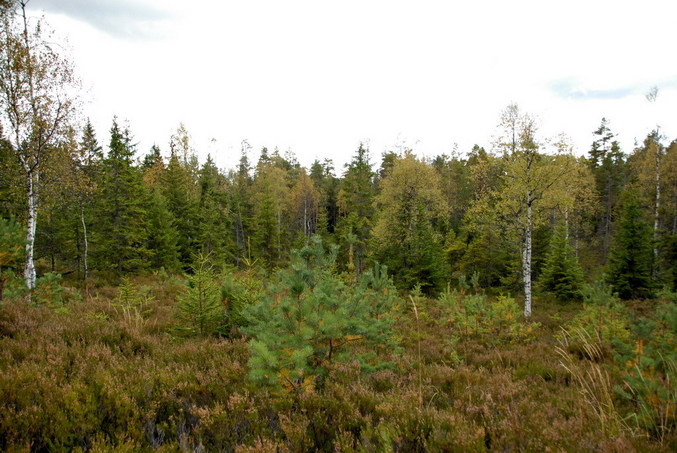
[242,236,398,394]
[539,223,585,300]
[606,189,655,300]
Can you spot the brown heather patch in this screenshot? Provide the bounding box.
[0,276,673,451]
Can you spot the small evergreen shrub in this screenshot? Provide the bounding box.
[539,224,585,301]
[219,270,264,336]
[175,253,223,337]
[35,272,66,306]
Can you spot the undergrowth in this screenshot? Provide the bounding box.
[0,272,674,452]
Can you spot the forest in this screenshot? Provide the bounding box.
[1,1,676,452]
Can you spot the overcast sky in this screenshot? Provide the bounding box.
[27,0,677,172]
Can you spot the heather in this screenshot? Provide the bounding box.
[0,268,674,452]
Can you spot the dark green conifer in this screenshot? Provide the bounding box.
[146,190,180,271]
[162,147,199,266]
[197,155,234,267]
[336,144,376,274]
[606,189,654,299]
[93,119,150,273]
[539,224,585,300]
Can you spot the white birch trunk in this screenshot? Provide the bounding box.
[523,203,533,317]
[654,149,661,260]
[24,170,38,291]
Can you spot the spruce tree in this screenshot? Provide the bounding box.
[232,144,253,266]
[197,155,235,267]
[146,190,181,271]
[162,148,200,266]
[93,119,150,273]
[336,144,376,274]
[588,118,626,258]
[77,119,103,280]
[309,158,339,238]
[175,253,223,336]
[606,189,654,300]
[539,224,585,300]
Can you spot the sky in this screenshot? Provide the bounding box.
[26,0,677,173]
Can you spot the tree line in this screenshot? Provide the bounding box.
[2,111,677,299]
[1,1,676,316]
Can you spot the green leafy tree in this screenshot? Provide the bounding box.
[242,236,397,394]
[250,164,290,268]
[629,131,666,264]
[372,152,449,292]
[289,169,320,244]
[474,104,576,316]
[448,225,511,289]
[35,137,85,273]
[0,128,24,219]
[0,2,77,290]
[606,189,655,299]
[141,144,181,271]
[449,147,511,288]
[176,253,223,336]
[539,223,585,300]
[431,151,474,231]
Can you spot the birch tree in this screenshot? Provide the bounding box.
[250,164,290,268]
[372,152,449,292]
[486,105,575,316]
[290,169,320,243]
[0,1,76,291]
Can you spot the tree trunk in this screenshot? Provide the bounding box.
[654,149,661,260]
[234,205,245,266]
[604,175,613,256]
[523,203,533,317]
[81,205,88,281]
[24,170,37,292]
[303,201,308,241]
